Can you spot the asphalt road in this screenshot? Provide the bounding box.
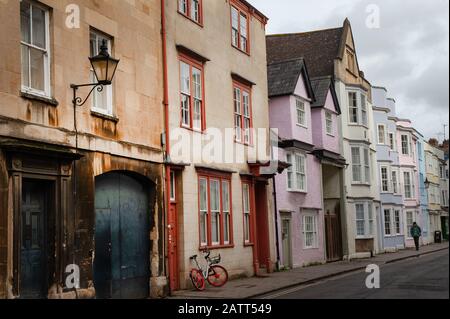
[263,249,449,299]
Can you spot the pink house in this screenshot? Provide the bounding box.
[396,119,421,248]
[268,59,344,268]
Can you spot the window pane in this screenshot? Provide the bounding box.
[211,212,220,244]
[179,0,187,14]
[21,45,30,87]
[30,47,45,91]
[32,5,46,49]
[231,7,239,46]
[20,1,31,43]
[224,212,230,243]
[243,92,250,116]
[210,180,220,211]
[181,94,190,126]
[200,212,207,245]
[180,62,190,94]
[190,0,200,21]
[199,178,207,211]
[234,88,241,113]
[193,100,202,129]
[222,181,230,212]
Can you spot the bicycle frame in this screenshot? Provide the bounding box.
[191,252,214,279]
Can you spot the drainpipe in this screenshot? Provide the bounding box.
[161,0,171,289]
[272,176,281,271]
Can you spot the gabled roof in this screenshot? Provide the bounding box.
[267,58,315,100]
[266,26,344,78]
[310,76,341,114]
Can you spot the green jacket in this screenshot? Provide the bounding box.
[410,225,422,238]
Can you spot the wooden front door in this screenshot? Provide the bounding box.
[168,169,179,291]
[94,173,151,299]
[281,217,292,269]
[20,180,49,299]
[325,203,343,262]
[255,181,270,270]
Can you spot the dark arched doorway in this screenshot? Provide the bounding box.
[94,172,153,299]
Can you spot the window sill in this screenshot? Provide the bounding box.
[91,111,119,123]
[287,189,307,194]
[326,133,335,137]
[200,244,235,250]
[351,183,371,187]
[20,91,59,107]
[355,236,374,240]
[244,242,254,247]
[296,124,308,129]
[303,247,319,250]
[177,11,204,27]
[231,44,250,56]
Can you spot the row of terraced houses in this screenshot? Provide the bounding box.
[0,0,448,299]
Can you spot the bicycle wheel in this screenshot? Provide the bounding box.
[207,265,228,287]
[190,269,206,291]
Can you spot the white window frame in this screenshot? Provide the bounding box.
[392,170,399,194]
[20,0,51,98]
[377,124,387,145]
[296,98,307,128]
[90,30,114,115]
[325,111,333,136]
[355,202,374,238]
[380,166,390,193]
[389,132,396,151]
[384,209,392,236]
[403,171,414,199]
[351,145,371,185]
[286,151,307,192]
[348,91,358,124]
[347,90,368,126]
[405,211,415,239]
[401,134,410,156]
[394,210,402,235]
[302,213,318,249]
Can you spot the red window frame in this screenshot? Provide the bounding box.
[179,53,206,132]
[197,171,234,249]
[230,1,250,54]
[233,81,253,145]
[177,0,203,26]
[241,179,254,246]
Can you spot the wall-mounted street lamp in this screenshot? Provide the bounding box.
[70,39,119,148]
[70,39,119,108]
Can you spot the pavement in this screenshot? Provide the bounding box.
[169,242,449,299]
[263,249,449,299]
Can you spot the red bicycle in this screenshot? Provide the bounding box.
[189,250,228,291]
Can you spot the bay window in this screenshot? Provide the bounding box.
[348,91,368,126]
[20,0,50,97]
[198,173,232,248]
[394,210,401,235]
[286,152,307,192]
[351,146,371,184]
[325,111,333,135]
[381,166,389,192]
[378,125,386,145]
[401,135,410,155]
[355,202,374,237]
[384,209,392,235]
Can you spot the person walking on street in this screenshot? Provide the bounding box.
[410,222,422,251]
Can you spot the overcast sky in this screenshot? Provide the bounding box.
[248,0,449,142]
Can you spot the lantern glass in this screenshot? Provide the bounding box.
[89,40,119,85]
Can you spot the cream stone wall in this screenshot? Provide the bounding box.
[164,0,274,288]
[0,0,164,162]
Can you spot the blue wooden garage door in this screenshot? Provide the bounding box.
[94,172,150,299]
